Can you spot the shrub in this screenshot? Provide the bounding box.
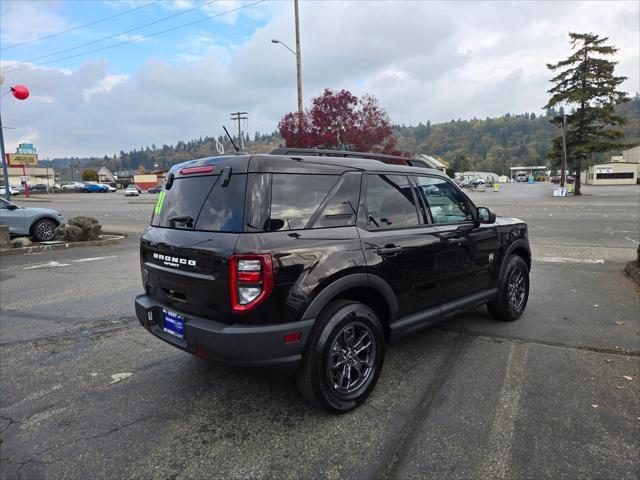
[55,216,102,241]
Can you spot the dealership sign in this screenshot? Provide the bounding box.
[7,153,38,166]
[595,165,614,174]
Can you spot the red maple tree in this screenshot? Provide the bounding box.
[278,89,397,152]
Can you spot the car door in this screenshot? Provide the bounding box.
[0,199,27,234]
[358,173,444,318]
[414,175,499,302]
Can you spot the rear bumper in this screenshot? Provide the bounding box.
[135,294,314,377]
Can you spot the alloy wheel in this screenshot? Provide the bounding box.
[328,322,376,395]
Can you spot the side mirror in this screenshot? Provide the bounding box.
[7,204,18,210]
[477,207,496,224]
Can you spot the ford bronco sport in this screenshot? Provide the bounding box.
[135,148,530,412]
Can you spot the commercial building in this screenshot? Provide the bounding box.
[6,166,55,187]
[585,146,640,185]
[133,171,166,190]
[415,154,448,172]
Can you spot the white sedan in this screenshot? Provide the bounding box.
[124,185,140,196]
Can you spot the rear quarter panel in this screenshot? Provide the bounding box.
[233,226,366,324]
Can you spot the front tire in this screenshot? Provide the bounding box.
[32,218,57,242]
[296,299,385,413]
[488,255,529,322]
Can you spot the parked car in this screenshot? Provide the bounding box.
[515,175,527,182]
[147,185,162,194]
[135,148,531,412]
[550,175,561,184]
[83,183,109,193]
[98,184,117,192]
[0,198,64,241]
[566,175,575,184]
[0,185,20,196]
[124,184,140,196]
[61,182,85,191]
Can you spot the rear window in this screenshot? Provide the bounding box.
[151,173,246,232]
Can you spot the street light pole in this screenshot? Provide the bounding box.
[272,0,303,125]
[0,108,10,200]
[293,0,303,123]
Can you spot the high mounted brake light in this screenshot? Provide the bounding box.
[229,254,274,313]
[179,165,215,175]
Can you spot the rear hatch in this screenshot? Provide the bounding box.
[140,158,248,323]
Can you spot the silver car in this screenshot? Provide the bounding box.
[0,199,64,242]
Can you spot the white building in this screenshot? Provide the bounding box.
[414,154,447,172]
[585,146,640,185]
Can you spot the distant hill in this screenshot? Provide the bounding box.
[49,97,639,178]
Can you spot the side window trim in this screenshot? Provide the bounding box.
[359,172,424,231]
[408,175,433,224]
[415,175,478,225]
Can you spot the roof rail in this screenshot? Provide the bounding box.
[268,147,429,168]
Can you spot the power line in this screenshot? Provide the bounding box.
[3,0,219,70]
[1,1,265,75]
[0,0,162,51]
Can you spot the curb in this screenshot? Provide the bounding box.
[624,260,640,286]
[0,233,127,256]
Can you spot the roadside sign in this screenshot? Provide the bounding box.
[553,187,567,197]
[19,175,30,182]
[7,153,38,166]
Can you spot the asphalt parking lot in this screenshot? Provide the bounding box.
[1,183,639,479]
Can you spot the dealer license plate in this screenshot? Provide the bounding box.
[163,310,185,339]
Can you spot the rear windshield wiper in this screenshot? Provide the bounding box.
[169,216,194,228]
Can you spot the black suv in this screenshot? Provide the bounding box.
[135,148,530,412]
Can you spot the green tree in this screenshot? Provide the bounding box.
[81,169,98,181]
[545,32,630,195]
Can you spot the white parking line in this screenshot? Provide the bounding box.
[624,237,640,246]
[73,255,119,263]
[24,261,71,270]
[533,257,605,264]
[22,255,118,270]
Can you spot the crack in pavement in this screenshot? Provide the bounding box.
[0,319,139,348]
[375,333,468,480]
[439,328,640,357]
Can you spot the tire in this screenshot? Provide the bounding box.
[487,255,529,322]
[296,299,385,413]
[32,218,57,242]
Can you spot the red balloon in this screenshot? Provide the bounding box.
[11,85,29,100]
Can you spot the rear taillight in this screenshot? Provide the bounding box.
[229,254,274,313]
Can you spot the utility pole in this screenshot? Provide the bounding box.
[294,0,303,124]
[229,111,248,150]
[560,114,568,189]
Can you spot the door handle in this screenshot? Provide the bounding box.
[377,245,403,256]
[449,238,467,246]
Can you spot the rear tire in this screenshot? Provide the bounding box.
[296,299,385,413]
[487,255,529,322]
[32,218,57,242]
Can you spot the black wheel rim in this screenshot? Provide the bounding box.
[36,221,55,241]
[507,267,526,311]
[328,322,376,395]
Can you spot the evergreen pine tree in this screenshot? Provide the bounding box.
[545,32,630,195]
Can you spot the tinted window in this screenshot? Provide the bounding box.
[309,173,361,229]
[151,173,246,232]
[269,174,339,231]
[365,174,420,229]
[415,176,473,224]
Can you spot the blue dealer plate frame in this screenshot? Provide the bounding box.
[163,309,185,339]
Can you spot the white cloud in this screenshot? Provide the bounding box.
[0,0,638,158]
[0,1,67,46]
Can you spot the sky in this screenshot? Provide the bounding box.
[0,0,638,159]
